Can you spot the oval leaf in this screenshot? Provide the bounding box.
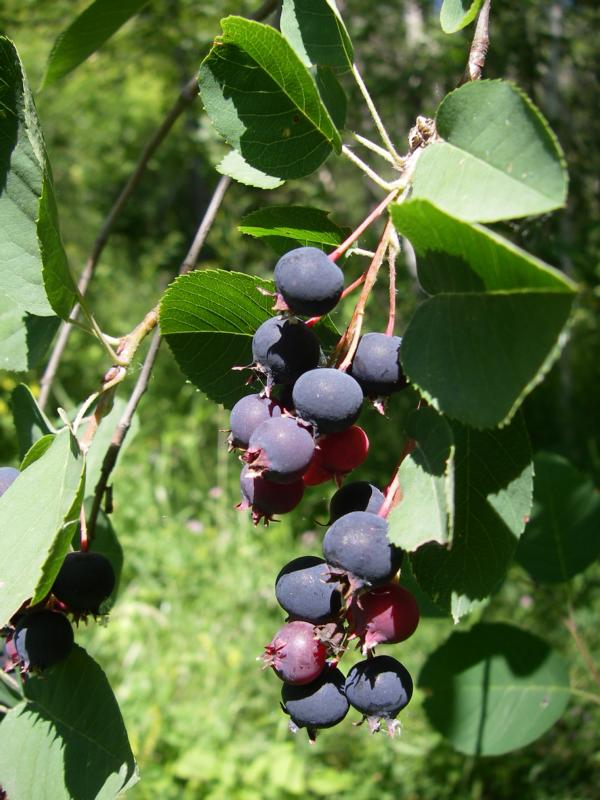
[10,383,54,460]
[238,205,348,254]
[0,296,60,372]
[280,0,354,67]
[440,0,483,34]
[217,150,284,190]
[412,81,568,222]
[0,645,138,799]
[516,452,600,583]
[199,17,341,181]
[420,623,571,755]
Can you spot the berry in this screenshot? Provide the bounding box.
[0,467,19,498]
[243,417,315,484]
[292,368,363,435]
[52,551,116,615]
[323,511,403,587]
[345,654,413,735]
[348,584,420,654]
[328,481,385,523]
[275,556,342,624]
[274,246,344,317]
[238,465,304,525]
[263,621,327,685]
[13,610,74,670]
[304,426,369,486]
[252,316,320,386]
[349,333,408,397]
[302,461,333,487]
[228,393,281,450]
[281,667,349,741]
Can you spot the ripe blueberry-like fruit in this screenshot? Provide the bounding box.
[292,368,363,435]
[345,654,413,734]
[252,316,320,386]
[263,620,327,685]
[0,467,19,497]
[228,394,281,450]
[52,551,116,615]
[238,465,304,525]
[274,246,344,316]
[243,417,315,483]
[281,667,349,741]
[348,584,420,653]
[328,481,385,523]
[275,556,342,624]
[13,610,74,670]
[349,333,408,397]
[323,511,403,587]
[303,426,369,486]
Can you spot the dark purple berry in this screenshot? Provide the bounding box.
[292,368,363,434]
[323,511,403,587]
[263,621,327,685]
[252,316,320,386]
[243,417,315,483]
[228,394,281,450]
[281,667,349,741]
[328,481,385,523]
[52,551,116,615]
[275,556,342,624]
[14,610,74,670]
[274,246,344,317]
[349,333,408,397]
[345,655,413,734]
[0,467,19,498]
[238,465,304,524]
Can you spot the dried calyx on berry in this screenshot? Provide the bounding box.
[345,654,413,736]
[243,417,315,484]
[263,621,328,685]
[275,556,342,624]
[238,465,304,525]
[274,246,344,317]
[252,316,320,387]
[348,583,420,654]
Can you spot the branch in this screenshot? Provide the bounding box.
[460,0,492,85]
[564,609,600,692]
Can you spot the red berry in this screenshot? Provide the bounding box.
[263,621,327,685]
[303,426,369,486]
[348,584,419,654]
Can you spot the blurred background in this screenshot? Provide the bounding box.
[1,1,599,797]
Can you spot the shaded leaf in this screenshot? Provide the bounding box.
[420,623,570,755]
[199,17,340,181]
[0,645,138,799]
[280,0,353,67]
[43,0,149,87]
[238,205,348,253]
[10,383,54,460]
[392,199,576,429]
[314,66,347,130]
[516,452,600,583]
[412,81,568,222]
[440,0,483,33]
[0,296,59,372]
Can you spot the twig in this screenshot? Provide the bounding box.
[329,190,399,262]
[460,0,492,85]
[564,608,600,692]
[378,437,417,518]
[179,175,231,274]
[341,145,396,191]
[352,132,397,165]
[385,229,400,337]
[351,63,403,165]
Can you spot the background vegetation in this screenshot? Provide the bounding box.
[1,1,599,797]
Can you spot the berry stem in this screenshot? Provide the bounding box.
[351,132,397,165]
[379,438,417,519]
[385,230,400,337]
[350,63,403,166]
[329,190,399,262]
[341,145,396,191]
[79,504,90,552]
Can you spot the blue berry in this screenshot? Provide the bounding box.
[275,556,342,624]
[52,551,116,615]
[349,333,408,397]
[228,394,281,449]
[281,667,349,741]
[345,655,413,734]
[252,316,320,386]
[243,417,315,483]
[238,465,304,524]
[274,246,344,316]
[328,481,385,523]
[14,610,74,670]
[292,368,363,434]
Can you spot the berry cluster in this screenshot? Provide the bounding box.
[0,467,116,674]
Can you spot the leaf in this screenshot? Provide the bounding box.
[20,434,55,470]
[280,0,354,67]
[10,383,54,460]
[388,407,455,551]
[0,296,59,372]
[0,38,76,321]
[216,150,284,190]
[420,623,571,755]
[314,66,347,130]
[0,428,85,627]
[399,557,447,619]
[199,17,340,181]
[42,0,149,87]
[392,199,576,429]
[407,413,533,622]
[440,0,483,34]
[516,452,600,583]
[72,502,123,612]
[0,645,138,799]
[238,205,348,253]
[0,672,24,713]
[84,397,139,497]
[412,81,568,222]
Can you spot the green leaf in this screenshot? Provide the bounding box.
[280,0,354,67]
[238,205,348,253]
[10,383,54,460]
[199,17,340,181]
[0,296,59,372]
[399,557,447,619]
[388,407,455,550]
[440,0,483,33]
[20,434,55,470]
[72,502,123,612]
[420,623,571,755]
[392,199,576,429]
[0,37,76,321]
[0,428,85,627]
[217,150,284,190]
[42,0,149,87]
[0,645,138,799]
[406,413,533,622]
[412,81,568,222]
[0,671,24,713]
[516,452,600,583]
[84,397,139,497]
[314,66,347,130]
